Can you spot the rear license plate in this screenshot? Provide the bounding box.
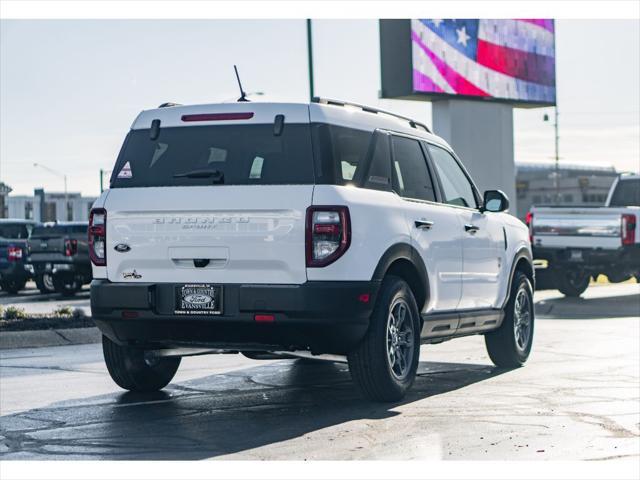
[569,250,583,262]
[175,284,223,315]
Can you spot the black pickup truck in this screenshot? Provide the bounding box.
[26,222,92,296]
[0,219,38,294]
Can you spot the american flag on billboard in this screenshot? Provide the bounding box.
[412,19,556,104]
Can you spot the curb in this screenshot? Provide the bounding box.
[0,327,101,350]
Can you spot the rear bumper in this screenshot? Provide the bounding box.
[28,258,91,277]
[91,279,380,355]
[0,262,31,281]
[533,245,640,271]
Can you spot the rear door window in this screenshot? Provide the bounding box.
[110,124,315,188]
[0,224,29,239]
[391,136,437,202]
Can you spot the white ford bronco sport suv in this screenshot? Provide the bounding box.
[90,98,535,401]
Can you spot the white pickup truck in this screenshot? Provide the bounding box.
[528,174,640,296]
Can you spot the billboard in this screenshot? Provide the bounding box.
[380,19,556,107]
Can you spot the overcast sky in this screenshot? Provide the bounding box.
[1,19,639,197]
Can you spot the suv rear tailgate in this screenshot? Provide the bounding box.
[103,185,312,284]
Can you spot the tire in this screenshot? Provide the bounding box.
[485,271,534,368]
[557,269,590,297]
[0,278,27,294]
[35,273,56,294]
[348,275,420,402]
[102,335,180,392]
[52,273,81,297]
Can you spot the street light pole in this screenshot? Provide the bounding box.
[33,163,69,221]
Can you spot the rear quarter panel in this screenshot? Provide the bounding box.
[307,185,410,281]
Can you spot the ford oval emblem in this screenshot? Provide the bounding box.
[114,243,131,253]
[183,294,213,305]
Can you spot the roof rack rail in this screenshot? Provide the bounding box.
[312,97,431,133]
[158,102,182,108]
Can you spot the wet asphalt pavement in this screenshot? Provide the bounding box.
[0,284,638,461]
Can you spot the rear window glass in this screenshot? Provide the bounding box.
[110,124,315,188]
[31,225,87,237]
[609,179,640,207]
[0,224,30,239]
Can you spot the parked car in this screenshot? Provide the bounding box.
[0,219,38,294]
[26,221,92,296]
[528,174,640,297]
[90,99,535,401]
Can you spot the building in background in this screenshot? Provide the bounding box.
[4,189,97,222]
[515,162,618,219]
[0,182,12,218]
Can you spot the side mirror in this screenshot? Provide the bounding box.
[482,190,509,213]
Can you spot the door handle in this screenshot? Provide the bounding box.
[465,224,479,233]
[414,220,434,230]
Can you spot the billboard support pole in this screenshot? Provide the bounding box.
[306,19,315,101]
[432,99,517,214]
[554,106,560,203]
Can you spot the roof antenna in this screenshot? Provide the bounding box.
[234,65,249,102]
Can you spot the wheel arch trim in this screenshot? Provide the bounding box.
[371,243,430,312]
[502,246,535,309]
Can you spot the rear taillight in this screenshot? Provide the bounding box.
[89,208,107,266]
[525,211,533,243]
[7,245,22,262]
[64,238,78,257]
[306,206,350,267]
[621,214,636,246]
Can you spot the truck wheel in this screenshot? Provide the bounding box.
[485,271,534,368]
[1,278,27,294]
[348,275,420,402]
[35,273,56,294]
[557,270,590,297]
[53,274,81,297]
[102,335,180,392]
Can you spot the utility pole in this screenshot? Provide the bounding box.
[544,106,560,203]
[306,19,315,101]
[100,169,104,193]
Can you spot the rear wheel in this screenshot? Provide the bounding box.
[53,273,81,297]
[557,269,590,297]
[348,276,420,402]
[485,271,534,368]
[102,335,180,392]
[0,278,27,294]
[35,273,56,294]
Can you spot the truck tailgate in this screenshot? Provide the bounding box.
[531,209,623,249]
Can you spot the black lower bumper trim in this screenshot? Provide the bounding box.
[91,279,380,355]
